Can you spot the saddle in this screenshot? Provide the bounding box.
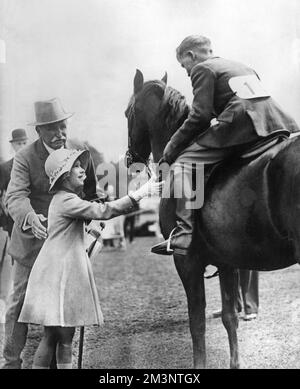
[204,129,292,185]
[239,130,290,159]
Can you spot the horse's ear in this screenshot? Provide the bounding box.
[161,72,168,84]
[134,69,144,94]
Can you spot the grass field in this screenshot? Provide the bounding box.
[1,236,300,369]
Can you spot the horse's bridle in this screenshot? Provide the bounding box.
[125,100,153,178]
[125,145,153,179]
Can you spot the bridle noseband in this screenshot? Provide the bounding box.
[125,149,152,179]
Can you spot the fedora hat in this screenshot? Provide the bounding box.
[9,128,28,143]
[45,148,89,191]
[29,98,74,126]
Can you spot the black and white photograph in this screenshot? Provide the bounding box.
[0,0,300,374]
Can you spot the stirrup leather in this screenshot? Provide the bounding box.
[166,227,178,253]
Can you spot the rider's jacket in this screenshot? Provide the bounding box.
[164,57,299,163]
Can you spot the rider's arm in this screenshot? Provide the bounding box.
[163,64,216,164]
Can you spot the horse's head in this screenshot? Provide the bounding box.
[125,69,169,167]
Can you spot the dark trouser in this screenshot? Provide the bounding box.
[1,261,31,369]
[0,229,13,303]
[237,270,259,314]
[168,142,232,254]
[124,215,135,243]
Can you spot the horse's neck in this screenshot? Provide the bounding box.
[149,119,173,163]
[150,97,190,163]
[151,138,167,162]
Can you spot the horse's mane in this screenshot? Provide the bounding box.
[162,86,190,134]
[126,81,190,135]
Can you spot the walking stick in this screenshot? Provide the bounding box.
[77,223,104,369]
[78,326,85,369]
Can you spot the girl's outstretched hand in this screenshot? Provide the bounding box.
[145,175,165,197]
[130,175,165,202]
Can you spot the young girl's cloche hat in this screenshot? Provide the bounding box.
[45,148,89,191]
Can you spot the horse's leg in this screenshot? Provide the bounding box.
[174,253,206,369]
[218,265,240,369]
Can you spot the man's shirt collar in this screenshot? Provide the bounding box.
[43,141,63,154]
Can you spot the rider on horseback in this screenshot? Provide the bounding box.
[151,35,299,256]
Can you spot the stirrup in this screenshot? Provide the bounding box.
[166,227,178,253]
[204,270,219,279]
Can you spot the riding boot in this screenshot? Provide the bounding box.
[152,157,203,256]
[151,196,194,256]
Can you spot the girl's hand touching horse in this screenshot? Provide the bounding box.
[130,176,164,201]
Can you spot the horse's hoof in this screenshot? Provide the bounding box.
[194,364,206,369]
[243,313,257,321]
[230,361,241,369]
[231,357,244,369]
[209,310,222,319]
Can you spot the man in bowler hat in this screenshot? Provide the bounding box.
[0,129,29,236]
[2,98,98,369]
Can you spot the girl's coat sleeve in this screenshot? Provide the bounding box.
[61,193,138,220]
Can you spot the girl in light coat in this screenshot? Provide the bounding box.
[18,148,162,369]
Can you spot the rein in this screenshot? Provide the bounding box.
[126,99,153,178]
[125,148,153,179]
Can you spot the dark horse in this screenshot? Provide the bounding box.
[125,69,300,368]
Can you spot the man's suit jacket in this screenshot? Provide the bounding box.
[164,57,300,163]
[6,138,97,268]
[0,158,13,190]
[0,158,14,234]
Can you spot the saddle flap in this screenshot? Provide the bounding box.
[204,131,290,185]
[240,131,290,159]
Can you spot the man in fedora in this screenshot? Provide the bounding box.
[0,129,29,324]
[2,98,98,369]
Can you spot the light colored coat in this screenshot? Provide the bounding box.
[18,190,138,326]
[5,138,97,268]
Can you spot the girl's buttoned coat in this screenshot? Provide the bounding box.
[19,190,137,326]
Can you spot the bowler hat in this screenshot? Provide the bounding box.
[9,128,28,143]
[45,148,89,191]
[29,98,74,126]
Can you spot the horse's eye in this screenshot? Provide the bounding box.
[134,104,142,113]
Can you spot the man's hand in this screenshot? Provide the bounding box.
[27,212,48,240]
[158,155,172,167]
